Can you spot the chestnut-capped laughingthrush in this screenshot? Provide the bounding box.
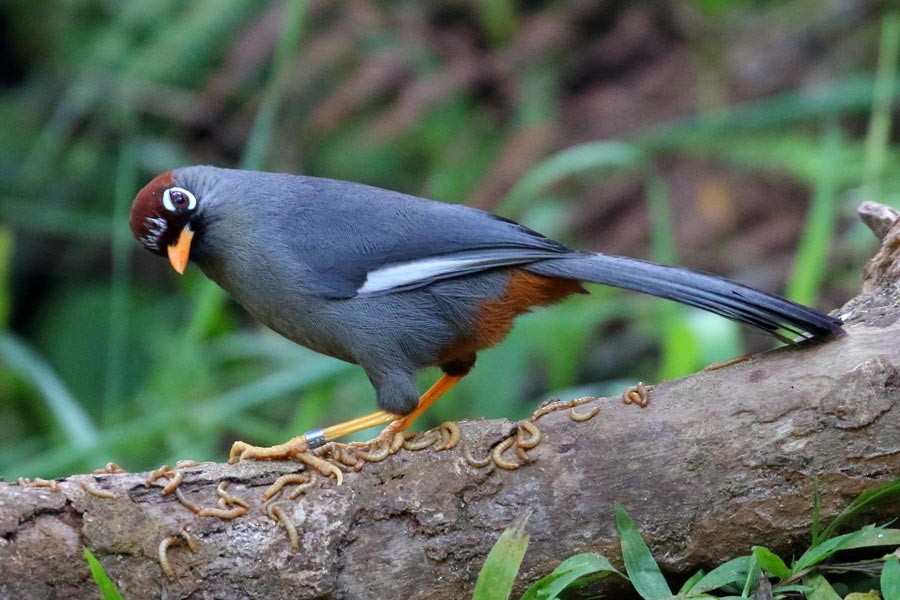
[130,166,844,462]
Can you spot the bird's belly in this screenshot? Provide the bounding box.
[243,299,360,364]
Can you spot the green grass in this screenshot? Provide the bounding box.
[472,478,900,600]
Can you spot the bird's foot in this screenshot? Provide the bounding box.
[228,435,310,463]
[228,435,342,483]
[292,451,344,485]
[323,420,462,467]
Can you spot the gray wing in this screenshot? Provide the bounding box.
[276,175,574,298]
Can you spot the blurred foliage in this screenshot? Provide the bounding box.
[0,0,897,478]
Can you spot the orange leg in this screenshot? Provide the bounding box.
[229,373,464,463]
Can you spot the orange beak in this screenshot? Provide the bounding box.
[167,226,194,275]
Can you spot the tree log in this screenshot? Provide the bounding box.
[2,205,899,600]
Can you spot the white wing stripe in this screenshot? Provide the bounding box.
[355,249,562,296]
[358,255,490,295]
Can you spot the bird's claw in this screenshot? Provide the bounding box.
[293,451,343,485]
[228,435,310,463]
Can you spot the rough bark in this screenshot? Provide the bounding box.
[2,205,900,600]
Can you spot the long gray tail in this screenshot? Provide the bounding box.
[526,252,844,340]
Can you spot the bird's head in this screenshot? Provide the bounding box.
[130,170,203,274]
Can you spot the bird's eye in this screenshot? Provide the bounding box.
[162,187,197,212]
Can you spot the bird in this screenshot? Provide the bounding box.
[130,166,844,462]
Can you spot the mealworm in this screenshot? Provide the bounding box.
[174,460,199,469]
[403,430,439,451]
[514,444,531,464]
[462,443,493,468]
[79,480,118,499]
[570,404,602,421]
[622,382,650,408]
[529,398,574,422]
[433,422,461,451]
[704,354,751,371]
[288,472,319,499]
[158,536,181,580]
[92,462,126,475]
[491,436,520,470]
[181,529,200,554]
[145,465,170,487]
[216,481,250,508]
[516,421,541,449]
[174,487,201,514]
[197,505,247,519]
[18,477,59,492]
[263,474,311,502]
[161,472,183,496]
[354,440,391,463]
[269,504,299,553]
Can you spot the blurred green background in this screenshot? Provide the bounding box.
[0,0,897,479]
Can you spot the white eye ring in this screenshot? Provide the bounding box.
[162,187,197,212]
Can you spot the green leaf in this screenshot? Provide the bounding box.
[846,592,884,600]
[615,505,672,600]
[803,574,842,600]
[795,526,900,572]
[689,556,752,594]
[752,547,791,580]
[883,554,900,600]
[520,553,623,600]
[83,547,123,600]
[820,477,900,542]
[473,513,532,600]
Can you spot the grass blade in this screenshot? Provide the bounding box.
[241,0,309,171]
[83,547,123,600]
[677,569,706,594]
[500,141,644,215]
[615,505,671,600]
[0,226,11,329]
[519,553,623,600]
[786,119,841,306]
[820,477,900,542]
[103,139,138,424]
[473,512,532,600]
[0,333,98,447]
[646,172,700,379]
[811,476,823,547]
[862,12,900,201]
[883,555,900,600]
